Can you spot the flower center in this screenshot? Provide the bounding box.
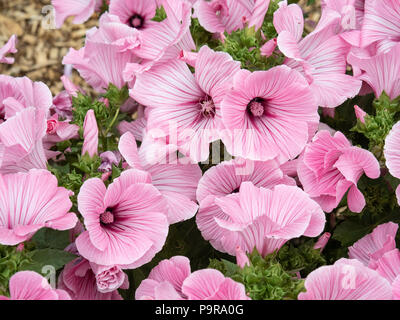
[200,96,216,118]
[247,97,265,117]
[128,14,144,29]
[100,209,114,225]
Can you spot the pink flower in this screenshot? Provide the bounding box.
[298,258,393,300]
[194,0,250,34]
[354,104,367,123]
[220,66,318,162]
[0,169,77,245]
[52,91,73,120]
[385,122,400,205]
[0,35,17,64]
[59,256,127,300]
[348,222,398,268]
[118,132,201,224]
[82,110,98,158]
[122,0,195,77]
[43,114,79,149]
[361,0,400,51]
[135,256,191,300]
[393,276,400,300]
[63,40,138,93]
[0,271,71,300]
[235,246,250,268]
[274,2,362,108]
[197,181,325,257]
[194,0,270,34]
[0,76,53,119]
[374,249,400,284]
[98,151,121,173]
[135,256,250,300]
[75,169,169,267]
[321,0,364,32]
[298,130,380,213]
[52,0,102,28]
[196,157,295,204]
[313,232,331,253]
[131,46,240,162]
[260,38,277,57]
[91,263,128,293]
[196,158,296,252]
[348,43,400,100]
[109,0,157,29]
[0,108,48,173]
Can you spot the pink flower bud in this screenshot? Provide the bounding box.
[322,107,335,119]
[0,35,17,64]
[354,105,367,124]
[46,117,59,135]
[313,232,331,253]
[235,246,250,268]
[260,38,277,58]
[16,243,24,252]
[82,110,98,157]
[61,75,84,97]
[179,50,198,68]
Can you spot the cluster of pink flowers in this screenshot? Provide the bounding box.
[1,0,400,300]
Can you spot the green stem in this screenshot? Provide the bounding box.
[105,107,120,136]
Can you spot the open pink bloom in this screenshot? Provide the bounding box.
[384,121,400,205]
[118,132,201,224]
[181,269,250,300]
[320,0,364,32]
[0,271,70,300]
[0,169,77,245]
[59,256,127,300]
[0,35,17,64]
[52,0,102,28]
[348,43,400,100]
[122,0,195,78]
[198,181,325,257]
[298,258,393,300]
[52,91,73,120]
[393,276,400,300]
[361,0,400,52]
[196,158,296,252]
[136,256,249,300]
[220,66,318,162]
[63,40,138,93]
[131,46,240,162]
[0,76,53,119]
[82,110,98,157]
[348,222,398,268]
[196,157,295,203]
[374,249,400,284]
[109,0,157,29]
[194,0,270,34]
[194,0,251,34]
[0,108,49,173]
[274,2,362,108]
[298,130,380,213]
[135,256,191,300]
[75,169,169,267]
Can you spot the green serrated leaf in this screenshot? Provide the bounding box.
[20,249,76,274]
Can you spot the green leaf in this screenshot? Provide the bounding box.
[31,229,71,250]
[20,249,76,273]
